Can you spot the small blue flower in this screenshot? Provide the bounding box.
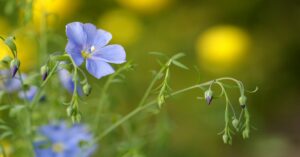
[58,68,83,95]
[65,22,126,79]
[34,121,96,157]
[0,70,23,93]
[18,86,37,101]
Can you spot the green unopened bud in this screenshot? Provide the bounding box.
[10,59,20,77]
[83,83,92,96]
[40,65,49,81]
[204,89,213,105]
[239,95,247,109]
[242,129,250,139]
[157,95,165,108]
[232,119,239,129]
[222,134,229,144]
[66,106,73,117]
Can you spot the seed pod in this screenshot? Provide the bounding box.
[239,95,247,109]
[204,89,213,105]
[10,59,20,78]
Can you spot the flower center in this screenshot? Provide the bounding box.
[81,46,96,59]
[81,51,91,59]
[52,143,64,153]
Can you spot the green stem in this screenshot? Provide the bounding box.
[93,62,132,131]
[93,79,214,143]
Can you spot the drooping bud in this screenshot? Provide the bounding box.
[10,59,20,78]
[204,89,213,105]
[222,134,229,144]
[242,129,250,139]
[40,65,49,81]
[239,95,247,109]
[82,83,92,96]
[157,94,165,109]
[232,119,239,129]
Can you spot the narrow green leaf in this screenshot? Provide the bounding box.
[4,36,17,57]
[172,60,189,70]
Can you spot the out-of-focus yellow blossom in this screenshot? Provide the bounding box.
[0,30,38,72]
[0,141,13,157]
[31,0,80,31]
[117,0,171,14]
[196,26,250,71]
[0,17,12,36]
[98,10,142,46]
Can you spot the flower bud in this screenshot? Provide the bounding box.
[66,106,74,117]
[239,95,247,109]
[222,134,229,144]
[157,94,165,108]
[242,129,250,139]
[40,65,49,81]
[204,89,213,105]
[10,59,20,78]
[232,119,239,129]
[83,83,92,96]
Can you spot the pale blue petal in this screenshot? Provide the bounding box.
[92,44,126,64]
[93,29,112,49]
[66,22,86,47]
[82,23,97,47]
[86,59,115,79]
[18,86,37,101]
[66,42,84,66]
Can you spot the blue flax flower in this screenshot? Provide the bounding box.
[18,86,37,101]
[34,121,96,157]
[66,22,126,79]
[0,70,23,93]
[58,68,83,95]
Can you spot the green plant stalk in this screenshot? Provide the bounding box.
[93,79,216,143]
[93,62,131,131]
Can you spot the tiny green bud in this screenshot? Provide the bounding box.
[204,89,213,105]
[10,59,20,78]
[66,106,73,117]
[222,134,229,144]
[239,95,247,108]
[232,119,239,129]
[40,65,49,81]
[242,129,250,139]
[157,95,165,108]
[83,83,92,96]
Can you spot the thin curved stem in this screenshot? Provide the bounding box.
[93,79,214,143]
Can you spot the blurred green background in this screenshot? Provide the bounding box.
[0,0,300,156]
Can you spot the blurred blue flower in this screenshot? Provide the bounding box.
[58,68,83,95]
[18,86,37,101]
[0,70,23,93]
[65,22,126,79]
[34,121,96,157]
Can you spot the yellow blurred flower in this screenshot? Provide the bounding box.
[0,30,38,72]
[196,26,250,71]
[117,0,171,14]
[0,17,12,36]
[31,0,79,30]
[0,141,13,157]
[97,10,142,46]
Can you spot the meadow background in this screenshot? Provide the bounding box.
[0,0,300,156]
